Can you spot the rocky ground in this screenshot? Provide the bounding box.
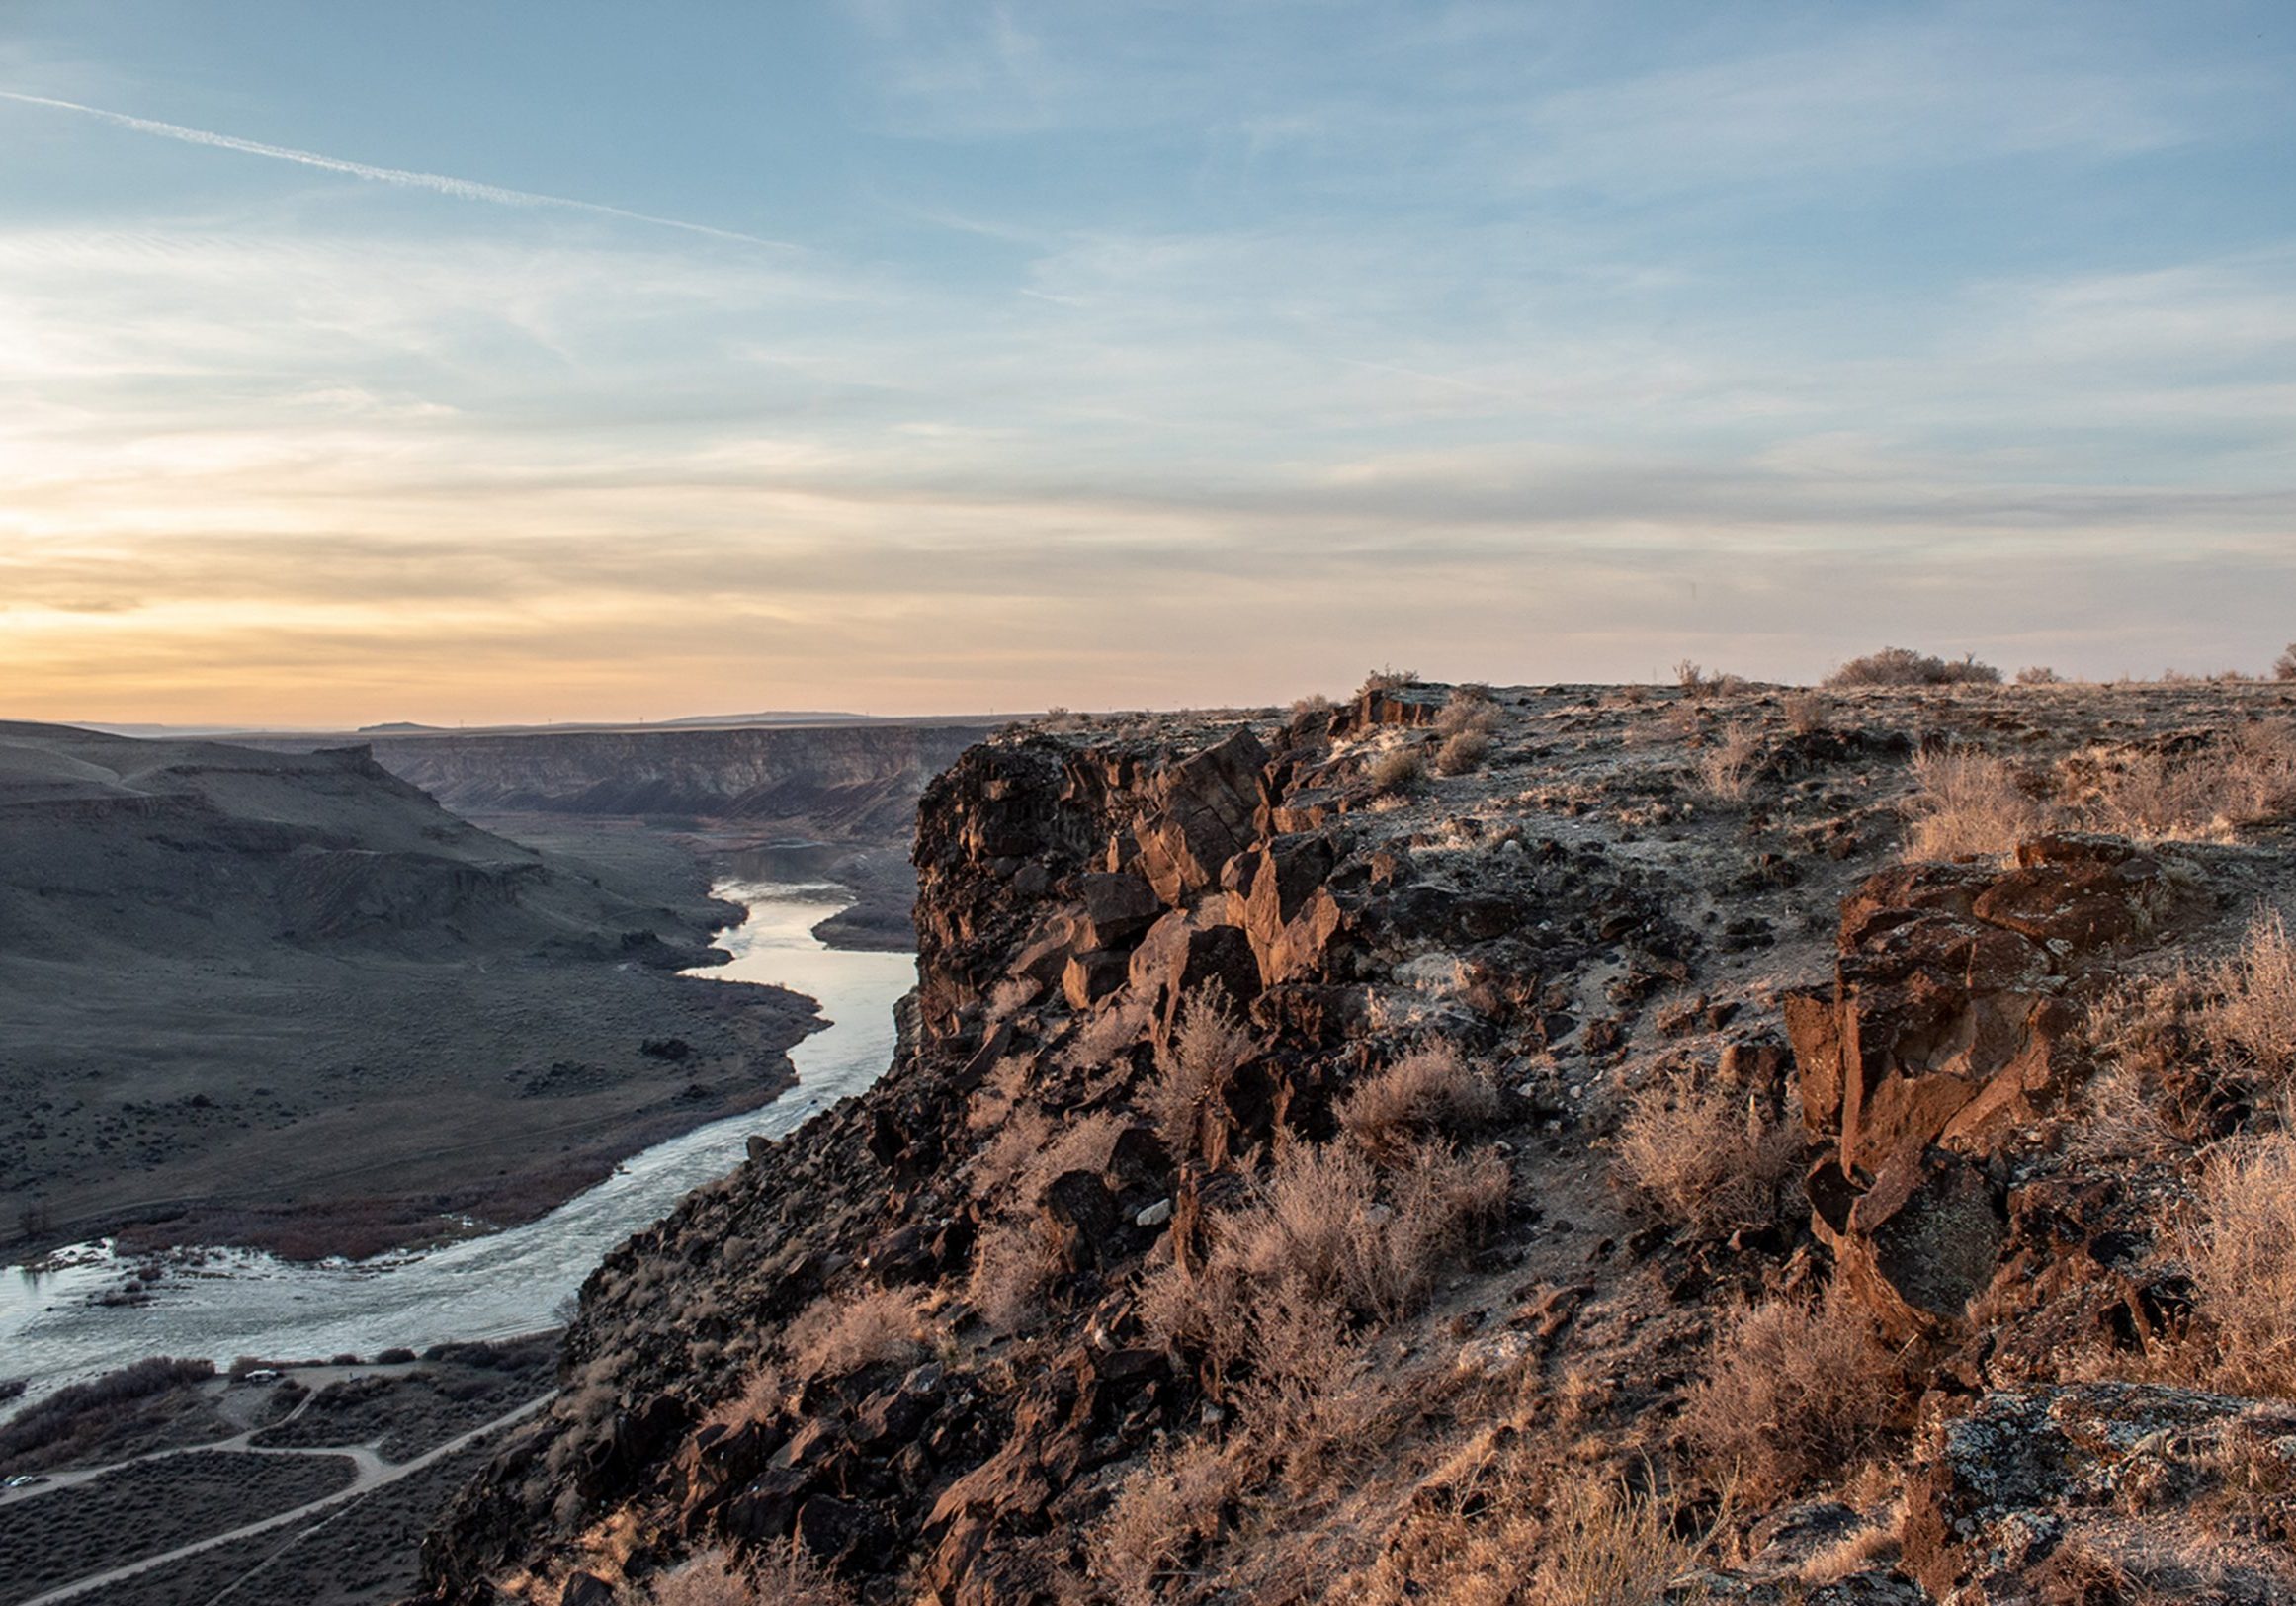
[407,674,2296,1606]
[0,724,820,1260]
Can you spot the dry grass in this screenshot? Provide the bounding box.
[1087,1436,1244,1606]
[984,975,1039,1025]
[784,1287,927,1381]
[1612,1076,1801,1239]
[1063,997,1151,1071]
[1435,729,1493,776]
[1679,1283,1902,1501]
[1694,722,1760,803]
[1368,746,1427,796]
[1528,1477,1712,1606]
[1143,1140,1507,1368]
[2069,724,2296,842]
[1148,993,1255,1167]
[1345,1453,1715,1606]
[634,1542,858,1606]
[700,1363,786,1432]
[1826,645,2000,687]
[968,1218,1061,1332]
[2205,908,2296,1084]
[1783,690,1829,735]
[2186,1124,2296,1394]
[1336,1042,1499,1160]
[628,1543,854,1606]
[1901,745,2052,861]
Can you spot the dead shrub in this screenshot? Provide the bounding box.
[1680,1284,1901,1500]
[1438,687,1501,737]
[971,1105,1052,1196]
[1087,1436,1244,1606]
[1337,1042,1500,1160]
[700,1364,786,1432]
[1063,997,1150,1071]
[784,1288,926,1381]
[1142,1140,1507,1372]
[1612,1076,1801,1238]
[1148,993,1254,1166]
[2276,642,2296,682]
[1826,646,2000,688]
[2205,909,2296,1085]
[1694,722,1760,803]
[1360,665,1421,697]
[2016,664,2063,685]
[1368,746,1427,796]
[2186,1125,2296,1393]
[1229,1140,1505,1323]
[1435,729,1492,776]
[1783,690,1829,735]
[1902,745,2052,861]
[2081,725,2296,841]
[1527,1477,1711,1606]
[1674,660,1744,699]
[968,1219,1061,1333]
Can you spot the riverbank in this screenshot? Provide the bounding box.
[0,732,825,1265]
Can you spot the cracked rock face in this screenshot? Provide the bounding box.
[1904,1384,2296,1604]
[1787,837,2193,1338]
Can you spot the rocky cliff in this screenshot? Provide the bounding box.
[418,680,2296,1605]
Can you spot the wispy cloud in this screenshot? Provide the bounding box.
[0,90,794,251]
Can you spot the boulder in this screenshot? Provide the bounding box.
[1788,837,2180,1337]
[1132,727,1269,904]
[1904,1383,2296,1603]
[1816,1146,2006,1339]
[1062,949,1128,1010]
[1238,833,1345,984]
[1075,871,1163,947]
[1128,911,1262,1031]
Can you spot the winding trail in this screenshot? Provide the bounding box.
[13,1392,553,1606]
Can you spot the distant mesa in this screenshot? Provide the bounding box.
[357,720,445,733]
[655,710,865,726]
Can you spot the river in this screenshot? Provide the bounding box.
[0,879,914,1402]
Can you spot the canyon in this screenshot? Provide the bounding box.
[407,676,2296,1605]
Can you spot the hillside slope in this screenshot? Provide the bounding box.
[0,723,816,1259]
[420,681,2296,1604]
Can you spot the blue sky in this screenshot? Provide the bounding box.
[2,1,2292,723]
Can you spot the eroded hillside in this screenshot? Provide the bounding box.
[0,723,815,1259]
[419,679,2296,1605]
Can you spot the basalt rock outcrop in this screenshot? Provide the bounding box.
[1786,835,2194,1337]
[412,681,2296,1606]
[418,704,1716,1604]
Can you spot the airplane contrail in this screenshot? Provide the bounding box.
[0,88,791,250]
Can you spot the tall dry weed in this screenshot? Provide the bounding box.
[1680,1283,1901,1500]
[2206,909,2296,1085]
[1337,1043,1499,1160]
[2186,1124,2296,1394]
[1902,746,2051,861]
[1612,1077,1801,1238]
[1148,993,1254,1167]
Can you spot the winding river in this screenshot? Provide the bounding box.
[0,879,914,1402]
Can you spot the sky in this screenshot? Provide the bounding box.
[2,1,2293,726]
